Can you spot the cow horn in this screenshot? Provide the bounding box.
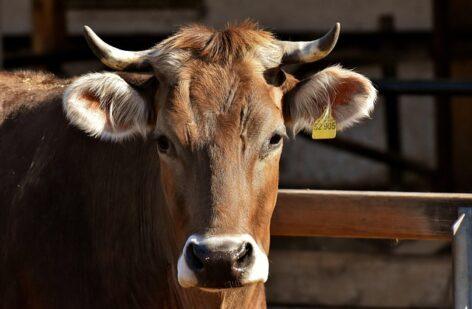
[83,26,152,70]
[279,23,340,64]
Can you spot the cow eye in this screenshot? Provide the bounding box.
[269,133,283,146]
[261,131,285,159]
[156,135,171,153]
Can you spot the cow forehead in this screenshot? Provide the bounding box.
[157,60,284,147]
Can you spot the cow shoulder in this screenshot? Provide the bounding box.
[0,71,68,124]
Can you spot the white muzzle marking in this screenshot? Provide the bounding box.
[177,234,269,288]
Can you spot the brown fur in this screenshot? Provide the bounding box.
[0,24,283,309]
[0,71,69,124]
[0,22,375,309]
[158,20,277,64]
[0,71,268,308]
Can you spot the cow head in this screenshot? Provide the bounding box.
[63,22,376,290]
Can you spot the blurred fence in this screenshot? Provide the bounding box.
[272,189,472,308]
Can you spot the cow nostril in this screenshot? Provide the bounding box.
[186,243,204,271]
[235,242,253,269]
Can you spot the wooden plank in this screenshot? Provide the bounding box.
[271,190,472,240]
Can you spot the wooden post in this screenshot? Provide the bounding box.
[31,0,66,72]
[31,0,65,54]
[433,0,453,192]
[453,207,472,308]
[449,0,472,193]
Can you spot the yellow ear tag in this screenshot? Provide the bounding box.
[311,104,337,139]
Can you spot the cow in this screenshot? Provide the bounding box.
[0,21,376,308]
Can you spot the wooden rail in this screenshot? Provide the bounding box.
[271,190,472,240]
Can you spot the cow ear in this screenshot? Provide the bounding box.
[63,72,156,141]
[283,65,377,135]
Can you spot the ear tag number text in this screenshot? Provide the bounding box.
[311,104,337,139]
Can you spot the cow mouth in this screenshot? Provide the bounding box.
[196,277,268,292]
[198,280,245,291]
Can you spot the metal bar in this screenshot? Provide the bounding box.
[453,207,472,308]
[5,47,472,96]
[375,80,472,96]
[5,47,471,96]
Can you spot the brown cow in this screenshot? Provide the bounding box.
[0,22,376,308]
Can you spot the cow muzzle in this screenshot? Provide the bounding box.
[177,234,269,289]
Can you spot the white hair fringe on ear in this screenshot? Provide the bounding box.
[63,72,150,141]
[326,66,377,131]
[289,65,377,135]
